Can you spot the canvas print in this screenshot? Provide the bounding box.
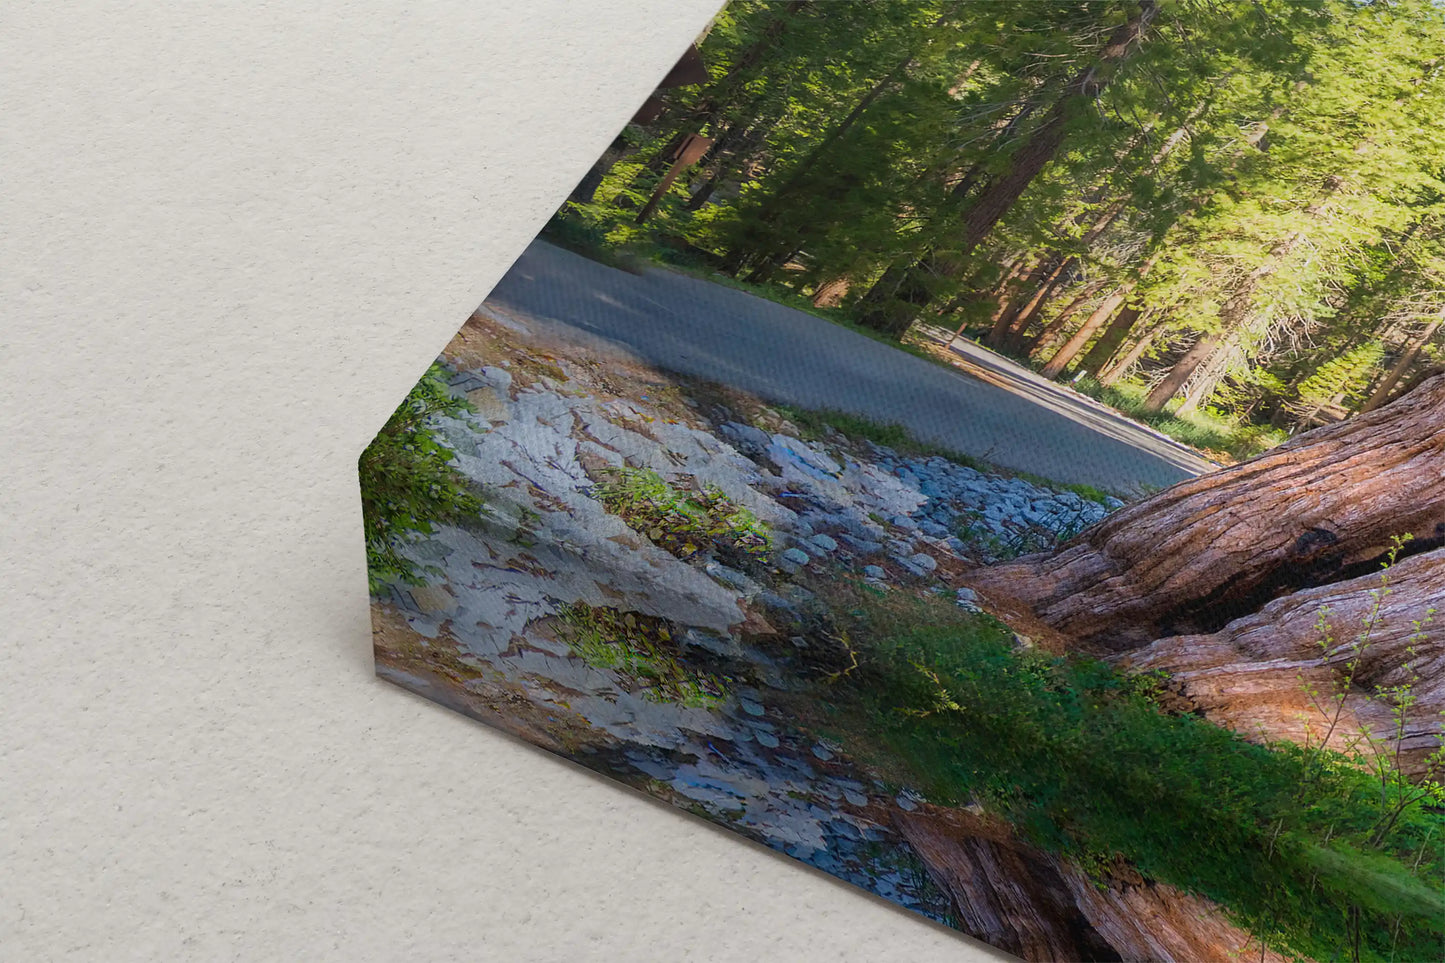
[361,3,1445,960]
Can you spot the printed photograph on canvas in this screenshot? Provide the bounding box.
[359,3,1445,960]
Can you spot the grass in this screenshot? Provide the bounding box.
[1071,376,1288,464]
[772,404,1119,504]
[814,587,1445,963]
[590,466,771,565]
[555,601,728,709]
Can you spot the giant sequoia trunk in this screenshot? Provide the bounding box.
[966,373,1445,650]
[1117,545,1445,777]
[896,807,1292,963]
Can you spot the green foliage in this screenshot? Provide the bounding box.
[555,602,727,709]
[1295,341,1385,410]
[829,592,1445,962]
[543,0,1445,456]
[359,363,483,593]
[1072,376,1287,462]
[591,466,770,564]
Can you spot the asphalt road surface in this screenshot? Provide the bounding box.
[483,240,1216,492]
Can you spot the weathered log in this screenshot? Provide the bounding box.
[895,808,1116,962]
[896,807,1291,963]
[1054,863,1292,963]
[1117,546,1444,777]
[965,373,1445,650]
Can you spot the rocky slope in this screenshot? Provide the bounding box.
[370,308,1315,961]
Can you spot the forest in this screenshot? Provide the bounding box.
[552,0,1445,462]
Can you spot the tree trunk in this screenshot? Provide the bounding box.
[1117,545,1445,778]
[857,1,1158,335]
[1040,287,1131,379]
[1076,304,1142,378]
[811,276,850,308]
[1041,248,1160,378]
[568,136,630,205]
[985,256,1059,347]
[1141,330,1223,414]
[1024,281,1111,360]
[964,373,1445,651]
[1361,307,1444,412]
[1097,325,1158,385]
[1000,257,1076,353]
[952,2,1157,259]
[897,807,1293,963]
[1142,175,1342,414]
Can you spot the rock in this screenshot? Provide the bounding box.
[781,547,811,566]
[808,533,839,553]
[863,565,887,580]
[756,591,801,621]
[839,534,884,555]
[703,560,760,595]
[755,730,780,748]
[767,433,843,478]
[886,536,916,556]
[408,584,458,615]
[739,698,766,717]
[895,552,938,577]
[812,743,834,761]
[955,587,982,613]
[719,421,772,455]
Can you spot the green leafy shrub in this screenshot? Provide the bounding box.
[590,466,770,564]
[359,363,483,592]
[555,602,727,709]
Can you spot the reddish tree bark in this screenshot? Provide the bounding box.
[985,256,1062,347]
[965,374,1445,651]
[1118,546,1445,778]
[1076,304,1143,377]
[1097,325,1159,385]
[1024,281,1111,360]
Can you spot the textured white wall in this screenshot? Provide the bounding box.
[2,2,1010,959]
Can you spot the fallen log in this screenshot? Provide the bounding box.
[966,373,1445,650]
[1117,546,1444,777]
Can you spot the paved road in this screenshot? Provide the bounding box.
[483,240,1216,492]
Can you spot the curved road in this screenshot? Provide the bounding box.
[484,240,1215,492]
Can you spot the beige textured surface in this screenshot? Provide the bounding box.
[2,2,1008,959]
